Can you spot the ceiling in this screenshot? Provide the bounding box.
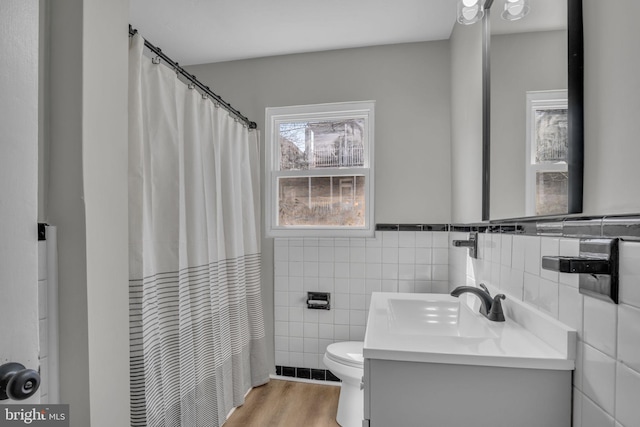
[490,0,565,35]
[129,0,458,66]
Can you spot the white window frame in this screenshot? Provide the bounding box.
[525,90,568,216]
[265,101,375,238]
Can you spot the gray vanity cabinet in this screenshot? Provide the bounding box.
[363,358,571,427]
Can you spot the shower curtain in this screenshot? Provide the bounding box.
[128,34,269,427]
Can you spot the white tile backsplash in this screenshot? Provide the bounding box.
[540,237,560,282]
[350,246,366,263]
[538,277,559,318]
[500,234,512,267]
[365,247,382,263]
[583,295,618,357]
[382,247,399,264]
[432,232,449,248]
[559,238,581,288]
[619,241,640,308]
[581,391,615,427]
[381,231,398,247]
[523,272,540,306]
[398,247,415,264]
[349,262,366,279]
[398,231,416,248]
[415,231,432,248]
[582,343,616,415]
[615,362,640,427]
[365,263,382,279]
[524,235,541,275]
[511,235,526,271]
[558,283,583,335]
[618,304,640,373]
[491,233,502,264]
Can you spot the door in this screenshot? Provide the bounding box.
[0,0,41,403]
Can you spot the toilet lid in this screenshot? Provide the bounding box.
[326,341,364,368]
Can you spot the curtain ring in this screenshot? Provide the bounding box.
[214,103,220,108]
[152,56,161,65]
[202,93,208,100]
[188,83,195,90]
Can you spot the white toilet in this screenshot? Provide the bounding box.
[323,341,364,427]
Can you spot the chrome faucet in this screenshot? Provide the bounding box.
[450,284,506,322]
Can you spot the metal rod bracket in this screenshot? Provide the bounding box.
[452,231,478,259]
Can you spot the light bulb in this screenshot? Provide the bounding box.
[457,0,484,25]
[501,0,529,21]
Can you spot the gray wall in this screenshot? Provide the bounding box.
[48,0,90,419]
[47,0,130,425]
[188,41,452,224]
[583,0,640,215]
[188,41,452,370]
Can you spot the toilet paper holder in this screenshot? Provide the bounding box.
[307,292,331,310]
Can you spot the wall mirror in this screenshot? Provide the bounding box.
[482,0,583,220]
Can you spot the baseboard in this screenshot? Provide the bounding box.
[275,365,341,382]
[270,373,341,386]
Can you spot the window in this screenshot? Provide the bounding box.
[525,90,568,216]
[265,101,375,237]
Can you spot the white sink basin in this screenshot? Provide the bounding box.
[387,297,498,338]
[364,292,577,370]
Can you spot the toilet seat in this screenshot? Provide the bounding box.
[326,341,364,369]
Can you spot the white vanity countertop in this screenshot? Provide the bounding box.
[363,292,577,370]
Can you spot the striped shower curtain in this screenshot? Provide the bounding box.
[128,34,269,427]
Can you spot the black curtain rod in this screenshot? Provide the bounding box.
[129,25,257,130]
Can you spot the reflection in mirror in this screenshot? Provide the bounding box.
[483,0,583,220]
[525,90,568,215]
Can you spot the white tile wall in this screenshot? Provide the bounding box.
[615,362,640,427]
[274,230,450,370]
[580,390,615,427]
[583,343,616,414]
[448,233,640,427]
[274,229,640,426]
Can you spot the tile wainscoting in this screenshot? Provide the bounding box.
[274,215,640,427]
[273,227,451,371]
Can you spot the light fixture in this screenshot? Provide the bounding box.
[501,0,530,21]
[457,0,485,25]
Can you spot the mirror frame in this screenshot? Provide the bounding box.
[482,0,584,221]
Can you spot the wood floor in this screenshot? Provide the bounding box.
[223,379,341,427]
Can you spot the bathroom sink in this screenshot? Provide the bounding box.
[364,292,577,370]
[387,297,498,338]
